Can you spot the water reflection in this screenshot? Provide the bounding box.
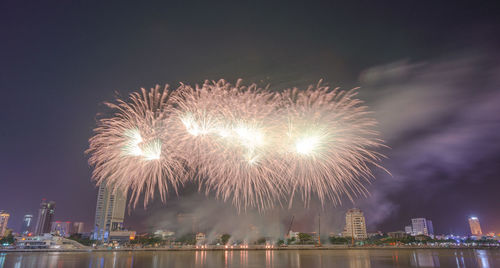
[0,249,498,267]
[410,250,440,267]
[454,251,465,268]
[347,250,371,268]
[475,250,490,268]
[14,255,22,268]
[0,253,5,268]
[265,250,274,268]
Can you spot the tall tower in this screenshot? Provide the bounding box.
[34,200,56,235]
[0,211,10,237]
[342,208,367,240]
[21,214,34,235]
[468,217,482,236]
[93,183,127,242]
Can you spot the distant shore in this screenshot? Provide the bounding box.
[2,245,499,253]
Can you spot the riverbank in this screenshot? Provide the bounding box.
[2,245,499,253]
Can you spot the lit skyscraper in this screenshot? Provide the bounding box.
[0,211,10,237]
[410,218,434,237]
[426,220,434,236]
[341,208,367,240]
[468,217,482,236]
[21,214,34,235]
[93,183,126,242]
[34,200,56,235]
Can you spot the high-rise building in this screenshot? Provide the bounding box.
[34,200,56,235]
[93,183,126,242]
[21,214,34,235]
[468,217,482,236]
[411,218,434,237]
[405,225,412,234]
[177,213,199,233]
[426,220,434,236]
[51,221,71,237]
[0,211,10,237]
[72,222,85,234]
[341,208,367,240]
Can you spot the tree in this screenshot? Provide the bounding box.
[298,233,314,244]
[256,237,267,245]
[67,234,97,246]
[329,236,349,244]
[130,235,164,246]
[0,234,14,245]
[176,233,196,245]
[221,234,231,245]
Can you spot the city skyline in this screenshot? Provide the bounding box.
[1,1,499,236]
[0,196,495,238]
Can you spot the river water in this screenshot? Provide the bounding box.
[0,249,499,267]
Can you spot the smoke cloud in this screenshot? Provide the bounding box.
[358,52,500,232]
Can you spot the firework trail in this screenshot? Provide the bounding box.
[87,79,386,210]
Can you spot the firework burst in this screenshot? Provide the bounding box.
[277,82,386,207]
[87,79,386,210]
[87,85,186,207]
[170,80,288,210]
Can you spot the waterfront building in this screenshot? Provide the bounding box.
[427,220,434,236]
[410,218,434,237]
[196,232,206,244]
[34,200,56,235]
[93,183,126,242]
[486,232,495,238]
[434,234,446,240]
[72,222,84,234]
[0,211,10,237]
[21,214,33,235]
[405,225,412,234]
[154,230,175,239]
[387,231,409,239]
[15,234,86,249]
[367,232,382,238]
[288,230,299,240]
[341,208,367,240]
[51,221,71,237]
[108,230,136,244]
[468,217,482,236]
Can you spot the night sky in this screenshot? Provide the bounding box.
[1,1,499,236]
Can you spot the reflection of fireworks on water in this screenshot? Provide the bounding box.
[87,79,386,210]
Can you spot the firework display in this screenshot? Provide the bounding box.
[87,79,385,209]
